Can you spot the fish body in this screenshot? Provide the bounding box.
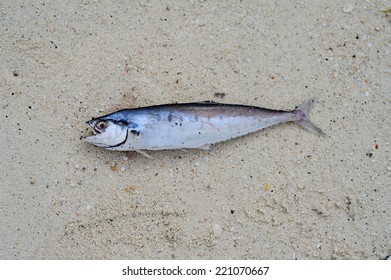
[82,99,323,153]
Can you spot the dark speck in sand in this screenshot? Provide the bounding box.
[214,92,226,99]
[366,152,373,158]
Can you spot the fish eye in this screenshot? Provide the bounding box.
[95,121,108,130]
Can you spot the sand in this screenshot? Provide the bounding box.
[0,0,390,259]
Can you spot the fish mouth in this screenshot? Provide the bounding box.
[80,120,100,141]
[86,120,99,135]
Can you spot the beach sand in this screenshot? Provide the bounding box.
[1,0,390,259]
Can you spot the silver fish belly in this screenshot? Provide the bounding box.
[81,99,323,152]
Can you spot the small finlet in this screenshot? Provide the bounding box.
[197,143,212,150]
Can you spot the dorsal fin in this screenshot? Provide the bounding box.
[198,100,217,104]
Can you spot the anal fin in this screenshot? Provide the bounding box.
[136,150,153,158]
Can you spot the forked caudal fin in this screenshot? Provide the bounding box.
[294,98,325,136]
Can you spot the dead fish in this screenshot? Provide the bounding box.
[81,98,323,156]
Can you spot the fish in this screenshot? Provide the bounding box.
[81,98,324,156]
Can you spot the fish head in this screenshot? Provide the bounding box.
[82,118,128,148]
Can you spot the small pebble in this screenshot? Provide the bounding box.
[343,3,354,13]
[213,224,222,238]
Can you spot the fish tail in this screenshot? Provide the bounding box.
[294,98,325,136]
